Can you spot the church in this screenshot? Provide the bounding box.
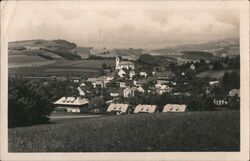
[115,56,135,70]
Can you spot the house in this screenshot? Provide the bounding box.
[134,78,148,87]
[213,99,228,106]
[106,103,131,115]
[134,104,158,114]
[140,72,147,78]
[137,86,145,93]
[108,87,122,98]
[86,76,110,88]
[86,77,97,83]
[118,68,126,78]
[155,84,172,95]
[129,70,136,80]
[228,89,240,97]
[162,104,187,112]
[53,97,89,113]
[190,64,196,70]
[119,82,127,88]
[77,87,85,96]
[115,56,135,70]
[80,82,86,87]
[123,87,136,98]
[209,81,219,87]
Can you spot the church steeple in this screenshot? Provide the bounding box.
[115,55,120,70]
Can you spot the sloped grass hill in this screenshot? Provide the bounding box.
[9,110,239,152]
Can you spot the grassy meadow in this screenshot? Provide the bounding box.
[9,59,115,77]
[9,110,240,152]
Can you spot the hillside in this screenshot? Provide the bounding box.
[181,51,215,60]
[9,111,239,152]
[150,38,239,57]
[8,39,81,68]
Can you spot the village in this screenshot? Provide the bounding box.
[52,52,240,115]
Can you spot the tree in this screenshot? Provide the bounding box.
[8,77,54,127]
[88,97,108,112]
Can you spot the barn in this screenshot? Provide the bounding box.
[162,104,187,112]
[134,104,158,114]
[107,103,131,115]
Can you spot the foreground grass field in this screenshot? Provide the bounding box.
[8,110,240,152]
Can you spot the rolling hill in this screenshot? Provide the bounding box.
[8,39,81,68]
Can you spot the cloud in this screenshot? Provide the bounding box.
[8,3,239,48]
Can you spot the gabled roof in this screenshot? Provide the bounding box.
[163,104,187,112]
[134,104,157,113]
[107,103,129,113]
[54,97,89,106]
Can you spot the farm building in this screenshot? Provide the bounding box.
[163,104,187,112]
[134,104,158,114]
[53,97,89,113]
[107,103,132,115]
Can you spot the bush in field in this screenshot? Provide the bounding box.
[8,77,54,127]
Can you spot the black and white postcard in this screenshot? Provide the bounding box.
[0,1,249,161]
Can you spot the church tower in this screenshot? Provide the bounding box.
[115,56,120,70]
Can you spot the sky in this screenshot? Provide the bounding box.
[7,1,239,49]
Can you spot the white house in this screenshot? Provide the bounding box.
[162,104,187,112]
[53,97,89,113]
[107,103,131,115]
[115,56,134,70]
[134,104,158,114]
[123,87,136,98]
